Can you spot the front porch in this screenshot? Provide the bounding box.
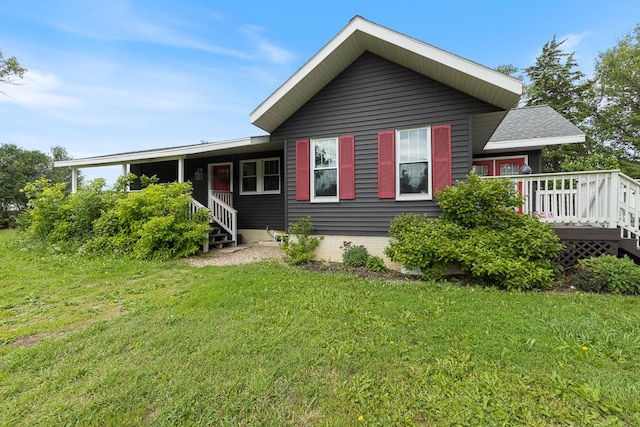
[488,170,640,264]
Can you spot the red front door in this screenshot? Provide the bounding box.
[495,158,525,177]
[211,164,231,192]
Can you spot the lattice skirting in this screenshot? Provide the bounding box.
[556,239,619,270]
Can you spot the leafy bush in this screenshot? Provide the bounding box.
[20,177,210,260]
[366,255,387,273]
[281,216,323,265]
[566,255,640,294]
[436,173,523,228]
[341,241,369,267]
[385,174,563,290]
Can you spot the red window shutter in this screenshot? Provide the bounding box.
[432,124,452,194]
[378,130,395,199]
[295,139,310,201]
[339,135,355,200]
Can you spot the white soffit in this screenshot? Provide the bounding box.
[250,16,522,133]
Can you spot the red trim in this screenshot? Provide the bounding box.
[295,139,310,201]
[377,130,396,198]
[431,124,452,193]
[339,135,355,200]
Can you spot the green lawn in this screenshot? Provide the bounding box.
[1,230,639,426]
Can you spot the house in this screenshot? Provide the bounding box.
[56,16,639,266]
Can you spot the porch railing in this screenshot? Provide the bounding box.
[211,190,233,208]
[189,198,212,252]
[209,193,237,246]
[485,170,640,248]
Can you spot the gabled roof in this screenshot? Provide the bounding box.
[484,105,586,152]
[250,15,523,133]
[54,135,273,168]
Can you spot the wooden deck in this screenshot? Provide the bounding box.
[485,170,640,267]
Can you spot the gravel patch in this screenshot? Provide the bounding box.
[185,243,286,267]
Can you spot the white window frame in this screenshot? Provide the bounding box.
[239,157,281,195]
[311,137,339,203]
[396,126,432,201]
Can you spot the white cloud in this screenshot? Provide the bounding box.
[241,25,295,65]
[0,69,84,108]
[558,31,590,53]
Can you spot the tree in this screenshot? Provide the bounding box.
[524,36,595,171]
[0,144,78,228]
[593,25,640,162]
[495,64,523,81]
[0,48,26,93]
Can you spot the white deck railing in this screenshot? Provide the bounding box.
[485,170,640,248]
[209,193,237,246]
[211,190,233,208]
[189,198,212,252]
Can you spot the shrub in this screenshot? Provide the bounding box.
[20,177,210,260]
[567,255,640,295]
[341,241,369,267]
[281,216,323,265]
[366,255,387,273]
[385,174,563,290]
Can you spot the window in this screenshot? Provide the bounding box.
[239,158,280,194]
[396,127,431,200]
[311,137,338,201]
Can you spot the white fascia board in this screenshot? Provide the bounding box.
[54,135,270,168]
[483,134,586,151]
[250,16,522,126]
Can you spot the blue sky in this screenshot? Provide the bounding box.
[1,0,639,182]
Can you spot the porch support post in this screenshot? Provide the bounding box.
[177,157,185,183]
[71,168,78,193]
[122,163,129,192]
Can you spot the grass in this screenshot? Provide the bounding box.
[1,229,640,426]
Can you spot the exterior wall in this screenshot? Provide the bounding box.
[311,234,401,270]
[130,150,286,230]
[271,51,502,236]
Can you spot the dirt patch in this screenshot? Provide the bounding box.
[10,332,65,348]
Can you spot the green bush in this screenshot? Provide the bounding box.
[281,216,323,265]
[20,177,210,260]
[566,255,640,294]
[341,241,369,267]
[366,255,387,273]
[385,174,563,290]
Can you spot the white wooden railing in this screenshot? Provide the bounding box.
[211,190,233,208]
[485,170,640,248]
[189,198,213,252]
[209,193,237,246]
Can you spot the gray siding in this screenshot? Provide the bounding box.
[271,52,502,235]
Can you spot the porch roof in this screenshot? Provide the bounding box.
[472,105,586,154]
[250,15,523,133]
[54,135,275,168]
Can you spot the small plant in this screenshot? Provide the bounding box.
[341,241,369,267]
[366,255,387,273]
[281,216,323,265]
[566,255,640,295]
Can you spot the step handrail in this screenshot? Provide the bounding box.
[208,193,238,247]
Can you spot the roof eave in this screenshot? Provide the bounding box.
[54,135,271,168]
[483,134,586,152]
